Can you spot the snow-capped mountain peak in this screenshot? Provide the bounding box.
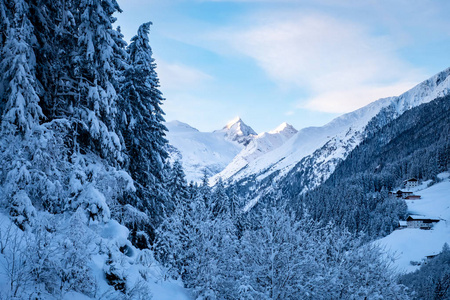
[269,122,297,135]
[224,116,243,129]
[215,116,257,145]
[210,121,298,185]
[165,119,250,183]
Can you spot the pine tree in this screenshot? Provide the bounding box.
[117,22,169,241]
[0,0,10,48]
[0,0,43,134]
[166,160,188,207]
[228,183,241,218]
[211,178,229,217]
[72,0,126,164]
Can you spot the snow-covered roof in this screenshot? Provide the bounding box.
[406,215,440,222]
[404,178,418,182]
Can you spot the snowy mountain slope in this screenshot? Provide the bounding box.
[376,173,450,274]
[215,97,393,185]
[214,67,450,189]
[210,122,297,185]
[165,118,256,182]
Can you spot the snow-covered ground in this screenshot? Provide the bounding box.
[377,173,450,274]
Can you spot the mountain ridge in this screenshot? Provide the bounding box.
[165,118,298,183]
[213,67,450,192]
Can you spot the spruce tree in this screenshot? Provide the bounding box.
[73,0,126,163]
[118,22,168,241]
[0,0,43,134]
[0,0,10,48]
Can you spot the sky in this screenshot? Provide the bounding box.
[116,0,450,133]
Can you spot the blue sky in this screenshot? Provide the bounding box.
[116,0,450,133]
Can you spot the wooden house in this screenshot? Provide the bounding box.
[398,220,407,229]
[389,190,413,199]
[426,254,439,261]
[406,216,440,229]
[404,178,419,189]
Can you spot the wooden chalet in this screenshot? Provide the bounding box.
[404,178,419,189]
[406,216,440,230]
[389,190,413,199]
[426,254,439,261]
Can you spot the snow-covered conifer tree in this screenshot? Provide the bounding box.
[211,178,229,217]
[166,160,188,207]
[117,21,169,240]
[0,0,10,48]
[0,0,43,134]
[72,0,126,163]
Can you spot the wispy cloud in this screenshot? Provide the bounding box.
[156,60,213,91]
[208,10,425,113]
[117,0,450,131]
[301,82,417,113]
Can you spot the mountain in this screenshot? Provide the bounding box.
[165,118,257,182]
[214,67,450,196]
[277,94,450,240]
[210,122,297,185]
[214,116,257,145]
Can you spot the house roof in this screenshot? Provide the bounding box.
[396,190,413,194]
[406,215,440,222]
[404,178,418,182]
[405,195,421,199]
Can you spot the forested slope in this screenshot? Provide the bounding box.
[279,95,450,239]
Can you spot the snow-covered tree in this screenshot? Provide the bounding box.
[0,0,43,134]
[239,204,313,299]
[211,178,229,217]
[156,183,240,298]
[166,160,188,208]
[0,0,10,48]
[118,21,168,237]
[72,0,126,164]
[401,243,450,300]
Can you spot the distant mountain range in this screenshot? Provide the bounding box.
[164,118,255,182]
[166,67,450,193]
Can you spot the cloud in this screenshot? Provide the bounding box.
[301,82,417,113]
[207,10,425,113]
[156,61,213,91]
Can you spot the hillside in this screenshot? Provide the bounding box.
[377,173,450,274]
[273,94,450,240]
